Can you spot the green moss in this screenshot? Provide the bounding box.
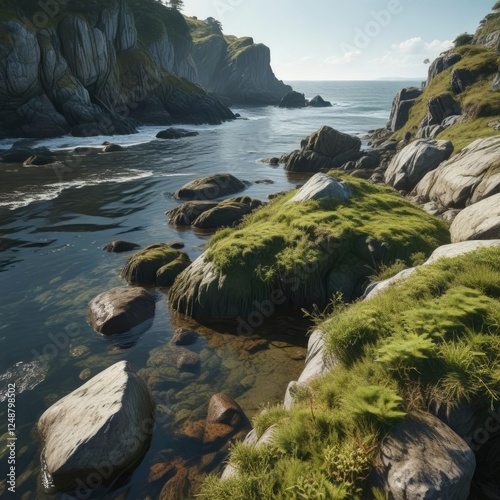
[185,16,221,41]
[227,37,254,61]
[204,173,449,311]
[200,247,500,499]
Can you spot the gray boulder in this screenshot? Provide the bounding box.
[388,87,423,132]
[282,126,361,173]
[285,173,352,204]
[450,193,500,243]
[156,128,199,139]
[174,174,247,201]
[420,94,461,129]
[416,125,444,140]
[384,139,454,192]
[451,68,475,94]
[103,240,140,253]
[308,95,332,107]
[413,137,500,209]
[38,361,155,493]
[87,287,155,335]
[166,201,219,226]
[372,412,475,500]
[427,52,462,85]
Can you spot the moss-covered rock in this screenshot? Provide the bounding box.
[169,173,450,320]
[121,243,191,286]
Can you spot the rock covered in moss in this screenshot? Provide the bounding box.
[371,412,475,500]
[174,174,247,201]
[281,126,361,173]
[87,287,155,335]
[413,137,500,209]
[38,361,155,493]
[167,201,219,226]
[121,243,191,286]
[384,139,454,192]
[450,193,500,242]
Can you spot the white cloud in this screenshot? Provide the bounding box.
[324,50,363,65]
[391,37,453,55]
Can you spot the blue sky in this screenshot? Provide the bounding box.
[181,0,496,80]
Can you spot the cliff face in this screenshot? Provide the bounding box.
[188,18,292,104]
[0,0,233,139]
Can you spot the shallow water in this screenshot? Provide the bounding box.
[0,80,416,498]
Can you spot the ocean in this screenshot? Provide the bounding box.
[0,80,418,498]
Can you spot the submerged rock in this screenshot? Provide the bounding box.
[167,201,219,226]
[38,361,155,493]
[174,174,247,201]
[86,287,155,335]
[279,91,307,108]
[207,393,249,428]
[121,243,191,286]
[156,128,200,139]
[103,240,140,253]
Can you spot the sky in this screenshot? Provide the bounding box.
[180,0,496,80]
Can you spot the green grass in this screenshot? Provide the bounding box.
[227,37,254,61]
[200,247,500,498]
[395,45,500,152]
[204,173,449,311]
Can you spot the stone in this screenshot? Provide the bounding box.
[156,128,200,139]
[260,157,280,165]
[103,240,140,253]
[450,193,500,243]
[388,87,423,131]
[451,68,475,94]
[285,173,352,204]
[279,91,307,108]
[372,412,475,500]
[176,350,200,372]
[413,137,500,209]
[384,139,454,192]
[416,125,444,140]
[308,95,332,107]
[86,287,155,335]
[38,361,155,493]
[427,51,462,85]
[420,94,461,128]
[207,393,248,427]
[203,422,234,445]
[102,143,124,152]
[167,201,219,226]
[174,174,247,201]
[171,328,199,346]
[23,154,55,166]
[121,243,191,286]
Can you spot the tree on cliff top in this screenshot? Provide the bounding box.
[168,0,184,10]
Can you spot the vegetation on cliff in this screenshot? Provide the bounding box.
[200,247,500,498]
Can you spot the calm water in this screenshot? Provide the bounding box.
[0,81,417,498]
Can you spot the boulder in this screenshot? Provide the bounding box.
[450,193,500,243]
[193,196,263,229]
[207,393,249,427]
[451,68,475,95]
[156,128,200,139]
[285,173,352,204]
[282,126,362,173]
[102,143,124,152]
[38,361,155,493]
[171,328,199,346]
[156,254,192,287]
[384,139,454,192]
[166,201,219,226]
[23,154,55,166]
[87,287,155,335]
[413,137,500,209]
[174,174,247,201]
[372,412,475,500]
[103,240,140,253]
[420,94,462,128]
[176,350,200,372]
[308,95,332,107]
[279,91,307,108]
[416,125,444,140]
[427,52,462,85]
[388,87,423,132]
[121,243,191,286]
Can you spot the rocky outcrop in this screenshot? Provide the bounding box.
[384,139,454,192]
[412,137,500,209]
[388,87,423,132]
[0,1,234,138]
[420,94,462,128]
[427,51,462,86]
[121,243,191,286]
[38,361,155,493]
[451,68,475,94]
[103,240,140,252]
[279,91,307,108]
[174,174,247,201]
[189,21,292,105]
[156,128,199,139]
[372,412,475,500]
[308,95,332,107]
[281,126,362,173]
[87,287,155,335]
[450,193,500,242]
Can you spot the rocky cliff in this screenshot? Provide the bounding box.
[187,17,292,104]
[0,0,237,138]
